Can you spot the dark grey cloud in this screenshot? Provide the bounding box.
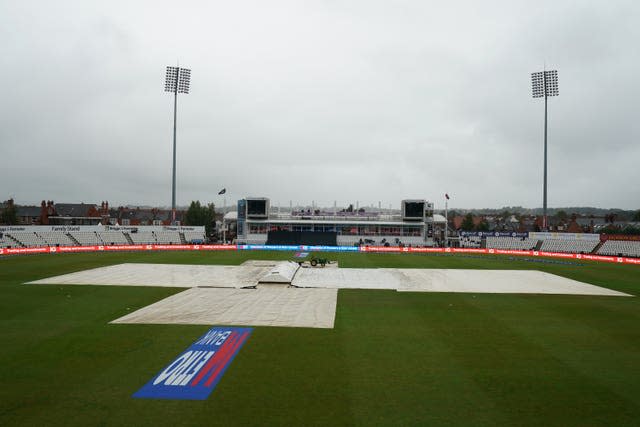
[1,0,638,211]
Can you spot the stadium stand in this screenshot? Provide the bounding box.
[459,236,482,248]
[6,224,638,259]
[486,236,539,251]
[183,231,206,243]
[389,236,425,246]
[7,232,48,247]
[539,239,599,254]
[597,240,640,257]
[127,231,156,244]
[38,231,75,246]
[336,235,425,247]
[0,234,15,248]
[96,231,129,245]
[336,236,366,246]
[69,231,102,246]
[153,231,181,244]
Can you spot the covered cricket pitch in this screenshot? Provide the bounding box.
[27,261,628,329]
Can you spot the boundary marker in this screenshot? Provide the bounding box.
[1,244,639,266]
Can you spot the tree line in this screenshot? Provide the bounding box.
[183,201,216,237]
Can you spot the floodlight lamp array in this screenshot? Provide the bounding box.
[177,68,190,94]
[531,70,559,98]
[165,66,178,92]
[164,66,190,94]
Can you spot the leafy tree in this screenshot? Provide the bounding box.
[556,210,568,222]
[184,201,216,236]
[621,225,640,235]
[633,210,640,222]
[461,213,475,231]
[1,200,17,225]
[599,224,619,235]
[476,220,490,232]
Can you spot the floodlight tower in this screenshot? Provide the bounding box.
[164,65,191,224]
[531,69,558,230]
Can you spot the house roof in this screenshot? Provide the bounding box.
[54,203,95,217]
[116,207,176,222]
[224,211,238,221]
[16,206,41,217]
[432,214,446,223]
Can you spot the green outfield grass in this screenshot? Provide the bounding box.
[1,251,639,426]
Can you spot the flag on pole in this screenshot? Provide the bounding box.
[445,193,450,200]
[218,188,226,195]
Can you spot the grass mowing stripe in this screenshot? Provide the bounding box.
[438,293,640,425]
[338,290,513,426]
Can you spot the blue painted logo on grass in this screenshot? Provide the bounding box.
[133,326,252,400]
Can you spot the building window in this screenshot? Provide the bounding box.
[249,224,267,234]
[339,225,358,235]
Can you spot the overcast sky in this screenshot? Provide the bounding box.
[1,0,638,211]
